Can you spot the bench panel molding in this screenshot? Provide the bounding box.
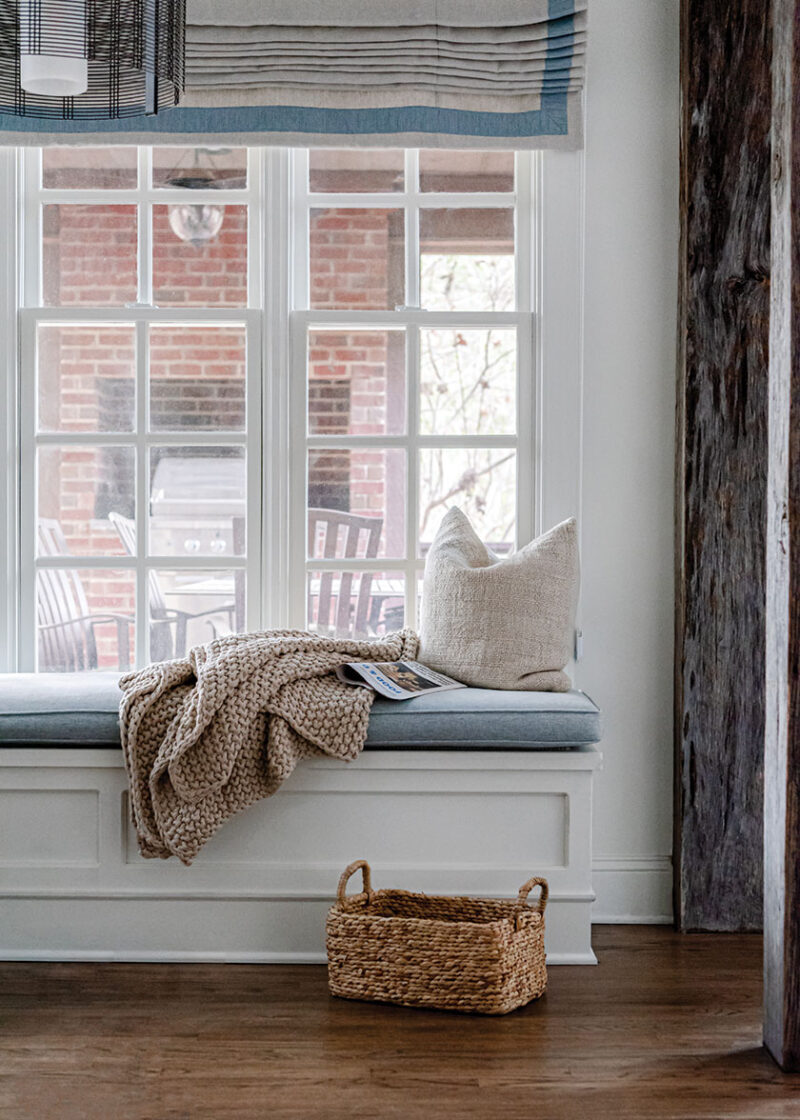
[1,747,601,964]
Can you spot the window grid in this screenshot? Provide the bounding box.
[289,149,535,633]
[19,148,263,671]
[16,145,538,667]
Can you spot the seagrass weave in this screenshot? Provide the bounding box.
[326,860,548,1015]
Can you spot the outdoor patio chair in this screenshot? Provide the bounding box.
[308,508,384,638]
[108,512,235,660]
[36,518,133,672]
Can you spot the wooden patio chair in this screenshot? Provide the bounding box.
[308,508,383,638]
[108,512,235,660]
[37,519,133,672]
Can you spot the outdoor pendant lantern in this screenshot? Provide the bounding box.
[164,148,242,248]
[1,0,185,119]
[167,200,224,247]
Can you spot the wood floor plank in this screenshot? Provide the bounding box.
[0,928,797,1120]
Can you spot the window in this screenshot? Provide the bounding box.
[20,148,259,671]
[7,144,561,672]
[291,149,531,638]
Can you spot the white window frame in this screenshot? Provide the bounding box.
[0,144,584,673]
[288,149,535,632]
[15,148,264,671]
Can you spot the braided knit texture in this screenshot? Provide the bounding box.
[119,628,419,864]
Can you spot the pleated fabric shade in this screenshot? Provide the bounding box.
[0,0,587,148]
[0,0,185,119]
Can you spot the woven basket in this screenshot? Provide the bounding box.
[326,860,548,1015]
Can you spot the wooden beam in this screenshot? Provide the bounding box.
[675,0,772,930]
[765,0,800,1074]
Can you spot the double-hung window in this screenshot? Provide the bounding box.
[13,144,541,672]
[290,149,533,639]
[19,146,260,672]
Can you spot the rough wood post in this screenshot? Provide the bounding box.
[675,0,772,931]
[765,0,800,1073]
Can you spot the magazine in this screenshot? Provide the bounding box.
[336,659,466,701]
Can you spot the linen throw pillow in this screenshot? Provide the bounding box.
[418,508,579,692]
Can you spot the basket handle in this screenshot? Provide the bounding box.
[337,859,374,906]
[515,877,549,930]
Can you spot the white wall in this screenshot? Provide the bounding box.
[577,0,680,921]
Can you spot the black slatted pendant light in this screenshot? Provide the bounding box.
[0,0,185,119]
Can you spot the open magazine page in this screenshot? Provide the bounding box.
[336,660,466,701]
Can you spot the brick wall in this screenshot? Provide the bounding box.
[152,206,248,307]
[43,205,138,306]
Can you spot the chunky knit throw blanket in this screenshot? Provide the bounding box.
[119,628,419,864]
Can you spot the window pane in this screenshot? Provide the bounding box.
[308,329,405,437]
[310,208,404,310]
[307,570,405,639]
[149,447,246,557]
[420,328,516,436]
[150,569,243,660]
[419,150,514,193]
[309,149,404,193]
[308,449,406,560]
[37,568,135,672]
[37,447,134,557]
[152,204,247,307]
[152,147,248,190]
[418,448,517,556]
[37,323,136,433]
[420,208,515,312]
[149,325,246,431]
[42,147,138,190]
[43,205,138,306]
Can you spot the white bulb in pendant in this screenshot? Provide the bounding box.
[19,1,89,98]
[20,55,88,98]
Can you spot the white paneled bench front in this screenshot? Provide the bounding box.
[0,674,602,964]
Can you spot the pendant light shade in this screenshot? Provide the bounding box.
[0,0,185,119]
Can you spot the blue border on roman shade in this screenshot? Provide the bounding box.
[0,96,570,139]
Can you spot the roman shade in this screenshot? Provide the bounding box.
[0,0,587,148]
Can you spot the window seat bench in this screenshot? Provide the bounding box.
[0,673,602,965]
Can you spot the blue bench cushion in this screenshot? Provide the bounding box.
[0,672,601,749]
[367,686,601,748]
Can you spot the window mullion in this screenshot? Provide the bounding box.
[265,147,296,630]
[245,311,263,633]
[22,149,41,308]
[405,149,420,310]
[406,321,420,630]
[17,312,37,670]
[137,148,152,306]
[135,319,149,669]
[0,149,20,670]
[515,151,534,550]
[293,310,525,329]
[405,149,420,630]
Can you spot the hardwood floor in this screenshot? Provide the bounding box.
[0,927,797,1120]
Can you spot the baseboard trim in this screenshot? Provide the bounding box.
[591,914,673,925]
[592,856,673,924]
